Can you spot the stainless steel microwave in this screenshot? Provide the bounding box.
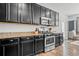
[40,17,51,25]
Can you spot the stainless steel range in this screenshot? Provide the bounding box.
[39,26,55,52]
[44,33,55,52]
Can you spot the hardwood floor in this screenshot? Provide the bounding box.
[36,45,63,56]
[37,40,79,56]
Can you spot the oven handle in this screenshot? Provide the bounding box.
[45,36,56,39]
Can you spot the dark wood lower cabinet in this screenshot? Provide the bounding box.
[0,38,20,56]
[0,46,3,56]
[20,37,34,56]
[0,44,19,56]
[34,36,44,54]
[55,34,63,47]
[59,34,63,45]
[0,34,63,56]
[21,41,34,56]
[20,36,44,56]
[5,44,19,56]
[55,36,60,47]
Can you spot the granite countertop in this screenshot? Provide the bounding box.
[0,32,43,39]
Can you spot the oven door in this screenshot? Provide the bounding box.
[45,36,55,47]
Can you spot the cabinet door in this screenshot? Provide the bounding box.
[0,3,6,22]
[59,34,63,44]
[0,46,3,56]
[32,4,41,25]
[50,10,56,26]
[10,3,18,22]
[5,44,18,56]
[35,39,44,54]
[20,3,32,24]
[56,12,59,26]
[0,41,3,56]
[46,8,51,18]
[21,40,34,56]
[41,6,46,17]
[55,36,60,47]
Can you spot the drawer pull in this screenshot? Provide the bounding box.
[10,40,14,42]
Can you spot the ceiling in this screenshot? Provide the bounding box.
[38,3,79,15]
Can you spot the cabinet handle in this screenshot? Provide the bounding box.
[10,40,14,42]
[27,37,30,39]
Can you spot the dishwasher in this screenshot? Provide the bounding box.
[20,36,34,56]
[1,38,20,56]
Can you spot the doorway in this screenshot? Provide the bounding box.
[76,17,79,33]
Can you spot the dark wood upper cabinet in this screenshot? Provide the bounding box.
[40,6,46,17]
[0,3,6,22]
[10,3,18,22]
[53,12,59,26]
[46,8,51,18]
[0,3,59,26]
[50,11,59,26]
[20,3,32,24]
[49,10,56,26]
[55,12,59,26]
[32,4,41,25]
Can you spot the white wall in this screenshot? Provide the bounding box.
[0,23,39,32]
[0,22,61,33]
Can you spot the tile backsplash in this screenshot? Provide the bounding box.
[0,22,59,33]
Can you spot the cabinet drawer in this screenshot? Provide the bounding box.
[20,37,34,42]
[1,38,19,46]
